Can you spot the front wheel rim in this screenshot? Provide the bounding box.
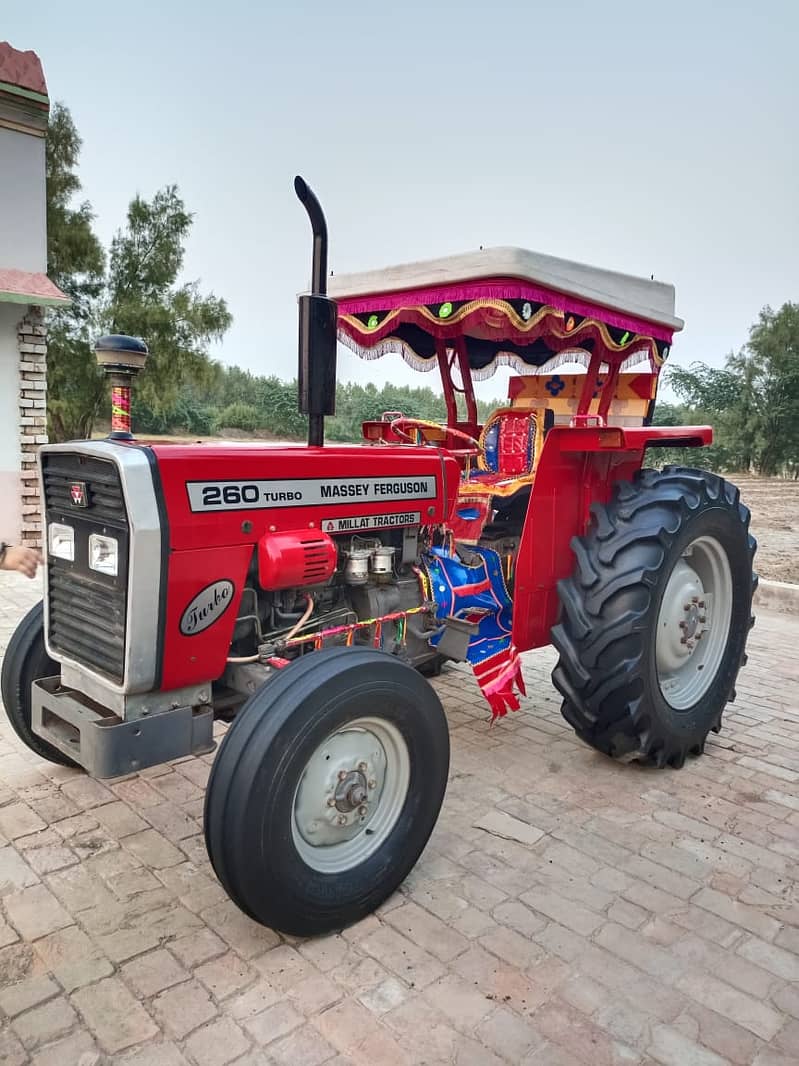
[291,716,410,874]
[656,534,734,710]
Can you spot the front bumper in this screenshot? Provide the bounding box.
[32,677,215,778]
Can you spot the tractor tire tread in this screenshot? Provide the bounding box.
[552,465,757,768]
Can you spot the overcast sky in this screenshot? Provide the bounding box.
[5,0,797,401]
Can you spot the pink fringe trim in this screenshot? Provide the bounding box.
[336,277,674,343]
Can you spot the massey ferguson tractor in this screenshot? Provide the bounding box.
[1,178,756,936]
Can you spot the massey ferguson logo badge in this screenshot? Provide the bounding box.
[180,580,235,637]
[70,481,88,507]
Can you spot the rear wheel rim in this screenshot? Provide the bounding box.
[656,534,733,710]
[291,716,410,874]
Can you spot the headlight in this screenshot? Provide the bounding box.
[88,533,119,576]
[48,523,75,562]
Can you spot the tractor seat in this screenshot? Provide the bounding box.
[461,408,548,499]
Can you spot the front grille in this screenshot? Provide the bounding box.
[48,569,126,678]
[42,452,129,684]
[42,455,128,525]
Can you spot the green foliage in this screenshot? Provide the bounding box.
[327,381,446,441]
[664,303,799,476]
[130,370,505,444]
[45,105,232,440]
[106,186,231,414]
[214,402,260,432]
[45,103,107,441]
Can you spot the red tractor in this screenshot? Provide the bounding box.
[2,179,756,935]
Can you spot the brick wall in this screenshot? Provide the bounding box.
[17,307,47,548]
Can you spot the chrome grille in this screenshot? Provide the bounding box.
[41,452,128,684]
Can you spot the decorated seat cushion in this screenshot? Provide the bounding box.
[480,409,540,476]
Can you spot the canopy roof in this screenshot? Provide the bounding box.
[330,247,682,379]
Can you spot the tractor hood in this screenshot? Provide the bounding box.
[146,441,461,551]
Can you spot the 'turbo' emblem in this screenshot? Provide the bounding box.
[70,482,88,507]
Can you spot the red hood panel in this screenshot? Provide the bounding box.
[149,443,460,550]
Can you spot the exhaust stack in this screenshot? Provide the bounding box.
[295,176,337,448]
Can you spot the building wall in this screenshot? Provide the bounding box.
[0,303,23,543]
[0,126,47,273]
[17,308,47,547]
[0,46,51,548]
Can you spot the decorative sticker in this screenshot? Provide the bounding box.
[180,580,235,636]
[322,511,421,533]
[186,476,437,512]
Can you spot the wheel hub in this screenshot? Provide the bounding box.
[334,770,369,812]
[294,727,387,849]
[655,536,733,710]
[682,601,701,640]
[656,559,708,672]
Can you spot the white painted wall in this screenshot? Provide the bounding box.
[0,303,23,542]
[0,122,48,543]
[0,128,47,273]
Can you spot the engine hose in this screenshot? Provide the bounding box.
[283,594,314,643]
[227,595,315,663]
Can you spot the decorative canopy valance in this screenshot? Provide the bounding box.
[329,247,682,380]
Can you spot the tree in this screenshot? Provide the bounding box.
[45,103,107,441]
[745,304,799,476]
[668,303,799,476]
[44,105,232,438]
[106,186,231,413]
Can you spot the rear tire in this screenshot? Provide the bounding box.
[1,602,78,768]
[204,646,450,935]
[551,466,757,767]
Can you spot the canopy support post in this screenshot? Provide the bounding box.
[454,337,478,434]
[576,351,605,422]
[437,338,479,435]
[436,339,458,428]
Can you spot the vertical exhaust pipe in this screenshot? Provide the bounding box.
[295,176,337,448]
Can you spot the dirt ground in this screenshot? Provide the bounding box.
[734,477,799,583]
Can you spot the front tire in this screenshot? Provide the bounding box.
[552,467,757,768]
[204,647,450,935]
[1,602,78,768]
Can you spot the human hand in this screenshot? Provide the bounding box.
[2,546,42,578]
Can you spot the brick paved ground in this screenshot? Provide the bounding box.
[1,571,798,1065]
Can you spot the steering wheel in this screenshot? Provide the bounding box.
[390,417,481,459]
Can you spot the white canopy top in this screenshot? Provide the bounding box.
[329,246,683,332]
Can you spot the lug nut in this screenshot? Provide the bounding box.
[697,600,706,608]
[679,621,686,629]
[357,762,367,772]
[699,616,706,624]
[338,771,347,781]
[337,815,347,826]
[680,637,688,645]
[368,779,377,789]
[359,805,368,816]
[684,604,691,611]
[327,797,336,807]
